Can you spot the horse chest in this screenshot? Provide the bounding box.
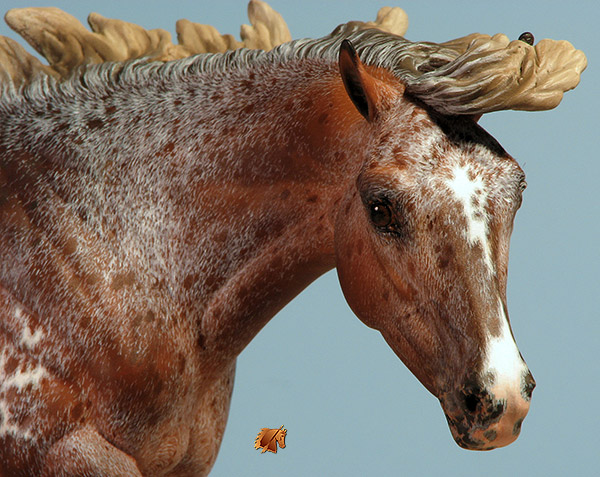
[0,278,206,466]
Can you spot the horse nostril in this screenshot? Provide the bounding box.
[523,372,536,400]
[464,393,480,413]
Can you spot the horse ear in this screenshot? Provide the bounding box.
[339,39,379,122]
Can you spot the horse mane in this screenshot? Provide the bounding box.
[0,0,586,116]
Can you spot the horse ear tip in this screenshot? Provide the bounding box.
[340,39,356,57]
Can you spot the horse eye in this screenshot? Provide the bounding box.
[369,202,393,228]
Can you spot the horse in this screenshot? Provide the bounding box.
[0,2,586,475]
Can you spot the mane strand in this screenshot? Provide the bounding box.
[0,1,586,116]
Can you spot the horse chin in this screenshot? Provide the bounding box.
[443,413,521,451]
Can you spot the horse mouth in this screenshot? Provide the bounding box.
[439,382,532,450]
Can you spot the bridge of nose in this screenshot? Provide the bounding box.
[479,298,531,402]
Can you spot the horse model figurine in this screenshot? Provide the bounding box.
[0,1,586,475]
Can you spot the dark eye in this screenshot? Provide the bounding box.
[369,201,393,228]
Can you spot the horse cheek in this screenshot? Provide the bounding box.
[334,204,392,331]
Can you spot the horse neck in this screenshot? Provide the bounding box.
[2,57,371,362]
[178,60,371,360]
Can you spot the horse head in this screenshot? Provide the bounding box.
[333,39,541,450]
[276,428,287,449]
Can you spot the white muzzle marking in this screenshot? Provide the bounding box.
[482,299,529,400]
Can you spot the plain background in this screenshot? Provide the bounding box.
[1,1,597,475]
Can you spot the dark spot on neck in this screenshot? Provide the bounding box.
[86,118,104,130]
[110,270,136,291]
[437,243,454,269]
[145,310,156,323]
[79,315,91,329]
[133,312,144,328]
[177,353,187,374]
[54,122,69,133]
[63,237,78,255]
[197,330,206,350]
[241,79,253,91]
[183,273,199,290]
[163,142,175,154]
[4,355,19,375]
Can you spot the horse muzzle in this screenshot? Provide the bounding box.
[440,370,535,450]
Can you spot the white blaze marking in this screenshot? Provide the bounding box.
[483,299,527,393]
[446,164,494,272]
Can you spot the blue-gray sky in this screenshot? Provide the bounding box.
[1,1,597,475]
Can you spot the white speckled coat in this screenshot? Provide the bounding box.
[0,28,550,475]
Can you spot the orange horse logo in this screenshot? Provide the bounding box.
[254,426,287,453]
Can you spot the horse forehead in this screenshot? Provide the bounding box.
[379,109,519,188]
[385,139,520,200]
[437,145,519,190]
